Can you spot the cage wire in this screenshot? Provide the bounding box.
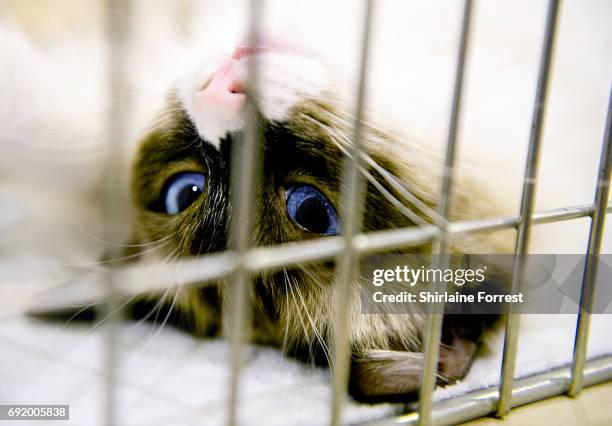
[92,0,612,425]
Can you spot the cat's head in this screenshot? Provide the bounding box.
[131,44,423,258]
[129,44,499,401]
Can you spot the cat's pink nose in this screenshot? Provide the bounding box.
[195,58,246,114]
[190,46,274,144]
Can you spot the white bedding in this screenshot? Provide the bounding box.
[1,310,611,426]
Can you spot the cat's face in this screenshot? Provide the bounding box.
[129,45,494,401]
[131,46,416,260]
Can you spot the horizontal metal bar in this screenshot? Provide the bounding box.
[361,354,612,426]
[110,202,610,298]
[28,200,599,314]
[249,202,604,272]
[450,203,597,234]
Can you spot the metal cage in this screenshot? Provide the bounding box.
[96,0,611,425]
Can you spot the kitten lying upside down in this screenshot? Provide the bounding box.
[126,44,506,402]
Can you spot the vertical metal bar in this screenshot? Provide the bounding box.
[330,1,375,425]
[568,87,612,396]
[226,1,264,425]
[496,0,560,417]
[103,1,132,425]
[418,2,473,425]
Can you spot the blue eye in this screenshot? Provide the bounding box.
[285,185,340,236]
[162,172,206,214]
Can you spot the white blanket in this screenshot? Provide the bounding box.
[1,312,611,426]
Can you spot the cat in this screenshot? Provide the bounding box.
[2,0,610,403]
[119,0,611,401]
[124,39,509,402]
